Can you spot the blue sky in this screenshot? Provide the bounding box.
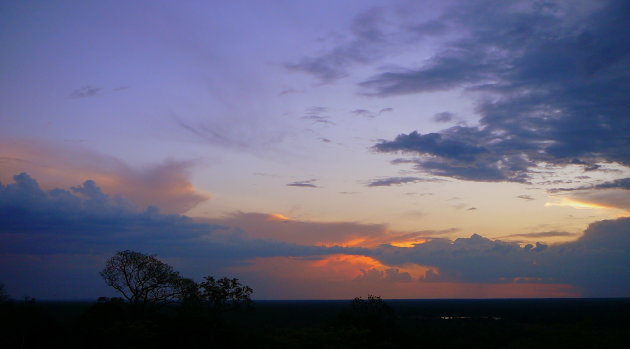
[1,0,629,299]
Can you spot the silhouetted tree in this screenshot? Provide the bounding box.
[100,250,186,305]
[198,276,253,309]
[344,295,395,331]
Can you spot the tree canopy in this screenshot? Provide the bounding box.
[100,250,186,305]
[100,250,253,308]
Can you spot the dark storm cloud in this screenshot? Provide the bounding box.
[68,85,101,99]
[366,176,440,187]
[287,179,319,188]
[376,217,630,296]
[0,173,360,259]
[370,0,630,182]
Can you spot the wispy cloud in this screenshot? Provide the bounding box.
[351,109,374,118]
[302,107,335,125]
[378,107,393,115]
[287,179,319,188]
[285,7,389,82]
[433,111,455,123]
[517,195,535,201]
[500,232,577,239]
[366,176,441,187]
[68,85,101,99]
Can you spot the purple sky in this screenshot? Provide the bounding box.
[1,0,629,299]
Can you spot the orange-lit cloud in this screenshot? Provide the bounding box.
[545,197,614,210]
[0,139,210,214]
[203,212,389,247]
[203,212,457,249]
[230,254,579,299]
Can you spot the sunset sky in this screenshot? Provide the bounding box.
[1,0,629,300]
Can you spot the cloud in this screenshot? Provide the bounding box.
[352,109,375,118]
[378,107,393,115]
[68,85,101,99]
[517,195,535,200]
[366,176,441,187]
[549,177,630,192]
[354,267,412,283]
[566,189,630,211]
[302,106,334,125]
[546,177,630,210]
[0,140,209,214]
[285,7,389,82]
[2,174,626,298]
[287,179,319,188]
[433,112,455,123]
[369,0,630,182]
[204,212,387,247]
[375,217,630,296]
[278,88,302,96]
[0,173,368,298]
[500,232,577,239]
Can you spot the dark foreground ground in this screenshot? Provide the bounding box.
[1,298,629,348]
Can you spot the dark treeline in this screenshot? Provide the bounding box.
[1,297,629,348]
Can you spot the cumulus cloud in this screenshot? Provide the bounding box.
[354,268,412,283]
[369,0,630,182]
[1,173,627,298]
[375,217,630,296]
[0,173,375,298]
[0,140,209,214]
[0,173,362,258]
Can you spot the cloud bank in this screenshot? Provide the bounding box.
[1,173,628,298]
[368,0,629,183]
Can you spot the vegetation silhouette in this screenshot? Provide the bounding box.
[100,250,188,306]
[80,250,256,348]
[1,258,629,348]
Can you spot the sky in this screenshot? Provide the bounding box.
[1,0,629,300]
